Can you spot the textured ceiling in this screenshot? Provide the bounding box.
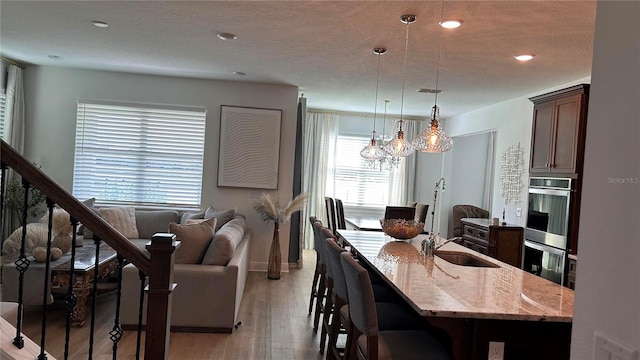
[0,1,597,118]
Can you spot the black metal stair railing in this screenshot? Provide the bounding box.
[1,140,174,360]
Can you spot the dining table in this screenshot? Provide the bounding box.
[336,229,575,360]
[344,216,382,231]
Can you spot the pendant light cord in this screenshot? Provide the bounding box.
[399,16,412,131]
[373,50,382,133]
[434,1,445,107]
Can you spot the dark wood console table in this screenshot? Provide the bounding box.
[460,218,524,268]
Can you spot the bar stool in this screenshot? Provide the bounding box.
[312,220,329,331]
[308,216,322,315]
[319,227,338,354]
[340,252,453,360]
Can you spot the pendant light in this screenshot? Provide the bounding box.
[360,48,388,167]
[412,2,453,153]
[383,14,416,158]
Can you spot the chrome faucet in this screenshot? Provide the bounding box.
[423,235,462,257]
[430,177,446,235]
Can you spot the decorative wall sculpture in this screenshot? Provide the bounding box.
[500,142,524,203]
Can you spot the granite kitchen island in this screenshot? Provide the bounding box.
[337,230,574,360]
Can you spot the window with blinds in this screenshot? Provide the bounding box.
[73,100,206,208]
[0,92,6,141]
[326,135,398,217]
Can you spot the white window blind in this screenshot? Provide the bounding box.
[0,92,6,141]
[73,100,206,208]
[326,135,398,217]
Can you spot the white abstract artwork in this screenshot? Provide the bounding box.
[218,106,282,189]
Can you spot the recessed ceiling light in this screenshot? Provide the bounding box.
[217,32,237,41]
[232,71,246,76]
[515,54,535,62]
[439,19,463,29]
[48,55,63,60]
[91,20,109,28]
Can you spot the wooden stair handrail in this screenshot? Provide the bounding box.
[1,140,151,274]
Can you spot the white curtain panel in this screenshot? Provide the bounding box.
[2,64,26,240]
[387,119,419,206]
[5,64,25,153]
[301,112,338,249]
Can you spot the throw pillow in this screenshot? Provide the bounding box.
[185,219,206,225]
[201,216,245,266]
[180,210,205,225]
[168,217,217,264]
[204,207,235,230]
[134,210,180,239]
[100,207,139,239]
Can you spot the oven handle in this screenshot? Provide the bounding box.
[524,240,566,257]
[528,188,572,196]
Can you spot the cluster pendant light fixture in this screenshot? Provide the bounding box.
[412,3,453,153]
[382,14,417,159]
[360,48,388,168]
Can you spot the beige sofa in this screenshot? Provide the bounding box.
[113,210,250,333]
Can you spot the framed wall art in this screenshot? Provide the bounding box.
[218,105,282,189]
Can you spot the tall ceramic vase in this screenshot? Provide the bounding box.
[267,222,281,280]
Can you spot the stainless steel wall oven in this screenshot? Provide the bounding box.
[523,177,573,285]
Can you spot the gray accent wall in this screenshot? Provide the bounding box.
[22,66,298,272]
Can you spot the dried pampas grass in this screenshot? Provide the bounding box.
[254,192,308,224]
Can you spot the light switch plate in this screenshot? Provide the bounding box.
[516,208,522,217]
[594,331,639,360]
[489,341,505,360]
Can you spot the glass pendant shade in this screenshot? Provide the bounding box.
[413,105,453,153]
[383,126,415,157]
[360,131,387,161]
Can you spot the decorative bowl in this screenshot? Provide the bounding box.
[381,219,424,240]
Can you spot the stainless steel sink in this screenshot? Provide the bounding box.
[435,251,500,268]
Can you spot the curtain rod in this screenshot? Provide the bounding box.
[1,56,26,69]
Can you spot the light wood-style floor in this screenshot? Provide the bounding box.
[18,250,325,360]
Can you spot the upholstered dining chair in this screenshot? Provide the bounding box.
[384,206,416,221]
[325,196,338,234]
[340,252,453,360]
[335,198,346,230]
[414,203,428,224]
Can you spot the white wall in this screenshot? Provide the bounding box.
[446,132,491,236]
[571,1,640,358]
[22,66,299,272]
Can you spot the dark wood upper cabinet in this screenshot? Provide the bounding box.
[529,84,590,176]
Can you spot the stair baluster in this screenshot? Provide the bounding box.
[110,255,125,360]
[64,218,79,360]
[37,198,56,360]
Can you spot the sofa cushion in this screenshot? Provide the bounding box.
[135,210,181,239]
[101,207,139,239]
[169,217,217,264]
[201,216,245,266]
[204,207,235,230]
[180,210,205,225]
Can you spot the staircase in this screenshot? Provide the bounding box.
[1,140,175,359]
